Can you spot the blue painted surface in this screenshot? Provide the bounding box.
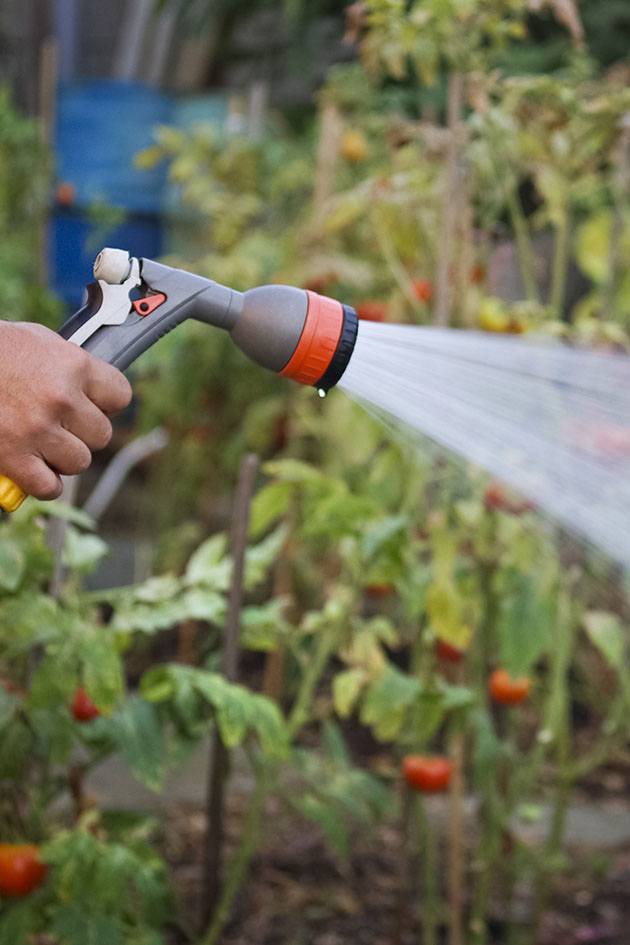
[51,210,163,310]
[56,80,173,214]
[53,81,171,306]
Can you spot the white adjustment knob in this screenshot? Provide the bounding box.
[93,248,132,284]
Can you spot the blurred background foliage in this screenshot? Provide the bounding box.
[0,2,629,943]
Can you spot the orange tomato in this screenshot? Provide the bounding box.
[402,755,453,793]
[0,844,47,898]
[470,264,486,285]
[489,669,531,706]
[412,279,433,303]
[365,583,394,598]
[356,301,389,322]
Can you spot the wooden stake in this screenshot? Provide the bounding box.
[313,99,343,231]
[201,453,260,929]
[433,72,464,327]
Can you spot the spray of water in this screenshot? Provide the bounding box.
[339,321,630,569]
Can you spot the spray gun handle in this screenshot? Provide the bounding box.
[0,250,357,513]
[0,256,242,513]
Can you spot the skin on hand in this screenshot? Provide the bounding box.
[0,322,132,500]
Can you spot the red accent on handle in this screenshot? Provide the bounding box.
[133,292,167,317]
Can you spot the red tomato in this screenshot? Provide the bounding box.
[470,263,486,285]
[55,181,76,206]
[484,482,535,516]
[412,279,433,303]
[356,301,389,322]
[402,755,453,793]
[436,640,464,664]
[0,844,47,898]
[489,669,531,706]
[302,273,337,293]
[0,677,26,698]
[72,688,100,723]
[365,583,395,598]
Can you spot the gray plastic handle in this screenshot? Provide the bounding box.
[82,259,244,371]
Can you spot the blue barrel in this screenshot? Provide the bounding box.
[50,210,164,310]
[52,81,172,307]
[56,80,173,214]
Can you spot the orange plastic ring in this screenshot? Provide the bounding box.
[279,290,344,386]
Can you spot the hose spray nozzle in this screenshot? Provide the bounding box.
[0,249,359,512]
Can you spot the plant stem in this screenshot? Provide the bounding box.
[549,207,571,318]
[506,189,539,304]
[287,621,341,738]
[470,522,500,944]
[199,765,270,945]
[371,210,424,318]
[532,585,578,933]
[448,728,465,945]
[418,795,439,945]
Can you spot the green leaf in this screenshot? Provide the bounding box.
[249,693,289,758]
[104,697,166,790]
[140,666,176,702]
[321,719,351,766]
[263,458,325,484]
[0,593,61,656]
[583,611,626,671]
[0,536,25,590]
[333,668,366,718]
[185,533,230,587]
[25,499,94,528]
[50,906,124,945]
[134,575,181,603]
[361,515,408,561]
[426,581,470,646]
[178,587,226,623]
[295,794,350,858]
[63,527,109,574]
[498,571,554,675]
[360,665,421,741]
[250,480,292,537]
[81,634,124,711]
[244,524,287,589]
[241,598,289,651]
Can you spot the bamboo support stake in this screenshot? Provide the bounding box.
[433,72,464,327]
[448,728,465,945]
[313,99,343,231]
[201,453,260,929]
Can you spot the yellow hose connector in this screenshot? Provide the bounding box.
[0,477,26,513]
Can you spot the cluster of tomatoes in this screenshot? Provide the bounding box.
[0,685,101,899]
[402,641,532,795]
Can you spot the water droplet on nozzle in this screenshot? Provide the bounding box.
[318,388,326,399]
